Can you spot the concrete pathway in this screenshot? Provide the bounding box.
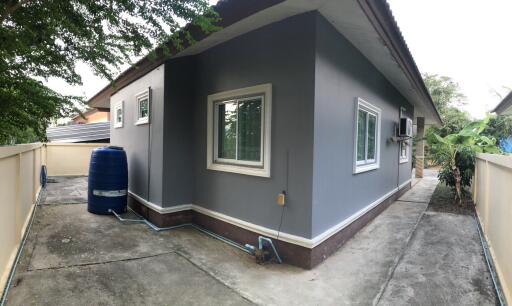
[377,212,496,305]
[44,176,88,205]
[3,176,497,305]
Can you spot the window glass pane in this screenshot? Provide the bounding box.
[401,142,407,158]
[139,98,149,119]
[367,114,376,160]
[116,108,122,123]
[237,98,262,161]
[357,110,367,161]
[217,102,237,159]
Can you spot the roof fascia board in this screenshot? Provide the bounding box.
[355,0,442,125]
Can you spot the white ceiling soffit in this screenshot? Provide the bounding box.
[176,0,436,123]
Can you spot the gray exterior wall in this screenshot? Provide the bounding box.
[189,12,317,238]
[162,58,196,205]
[110,65,165,205]
[311,14,413,237]
[114,11,417,240]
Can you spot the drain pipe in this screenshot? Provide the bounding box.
[1,189,44,306]
[473,213,506,306]
[110,208,254,255]
[259,236,283,264]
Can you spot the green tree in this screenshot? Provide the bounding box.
[0,0,218,144]
[423,73,466,115]
[430,118,500,205]
[422,74,472,166]
[423,73,471,136]
[482,114,512,146]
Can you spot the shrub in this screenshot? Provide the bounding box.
[430,118,500,205]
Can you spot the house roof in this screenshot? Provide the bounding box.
[88,0,442,125]
[492,91,512,115]
[46,122,110,143]
[71,108,107,121]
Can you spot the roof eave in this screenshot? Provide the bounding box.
[356,0,442,126]
[493,91,512,115]
[88,0,286,109]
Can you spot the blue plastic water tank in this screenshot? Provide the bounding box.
[88,146,128,215]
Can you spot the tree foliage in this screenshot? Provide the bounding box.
[430,118,500,205]
[423,73,466,115]
[423,73,471,137]
[422,74,472,166]
[0,0,218,144]
[482,114,512,151]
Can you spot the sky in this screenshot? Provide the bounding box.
[45,0,512,119]
[388,0,512,119]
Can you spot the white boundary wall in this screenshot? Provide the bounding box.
[0,143,44,295]
[45,143,105,176]
[473,153,512,304]
[0,142,107,297]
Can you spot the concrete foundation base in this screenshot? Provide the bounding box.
[128,182,412,269]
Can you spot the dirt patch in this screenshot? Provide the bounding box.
[427,183,474,215]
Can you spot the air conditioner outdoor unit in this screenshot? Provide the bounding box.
[399,118,413,137]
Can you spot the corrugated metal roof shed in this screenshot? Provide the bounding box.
[47,122,110,143]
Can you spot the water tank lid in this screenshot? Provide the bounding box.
[107,146,124,150]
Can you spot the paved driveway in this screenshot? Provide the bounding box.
[3,176,497,305]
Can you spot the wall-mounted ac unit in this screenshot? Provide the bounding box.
[399,118,413,137]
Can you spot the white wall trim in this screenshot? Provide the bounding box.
[128,191,192,214]
[128,180,411,249]
[191,205,313,248]
[399,178,412,190]
[310,178,410,247]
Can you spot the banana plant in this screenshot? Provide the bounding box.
[431,118,500,205]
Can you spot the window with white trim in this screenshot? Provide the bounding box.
[135,89,150,125]
[399,106,409,163]
[113,101,123,128]
[354,98,381,173]
[207,84,272,177]
[400,141,409,163]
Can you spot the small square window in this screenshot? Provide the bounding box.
[113,101,123,128]
[400,107,409,163]
[354,98,381,174]
[135,89,150,125]
[400,141,409,163]
[207,84,272,177]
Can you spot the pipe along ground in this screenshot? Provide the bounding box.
[110,207,282,264]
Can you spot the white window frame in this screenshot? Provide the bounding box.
[353,98,381,174]
[399,106,409,163]
[400,141,409,163]
[207,84,272,177]
[135,88,150,125]
[113,101,124,128]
